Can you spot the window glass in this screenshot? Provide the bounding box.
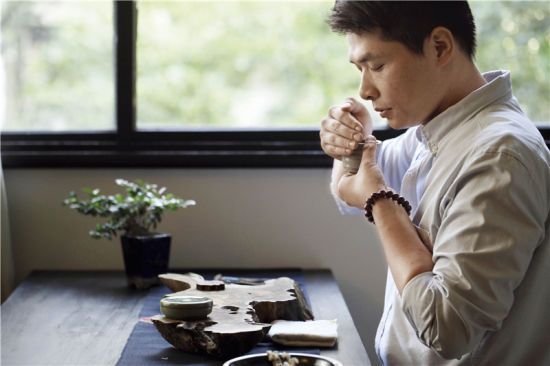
[471,1,549,126]
[0,1,114,132]
[137,1,549,130]
[136,0,386,129]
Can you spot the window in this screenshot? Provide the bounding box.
[1,1,548,168]
[471,1,549,125]
[1,1,114,132]
[135,1,386,131]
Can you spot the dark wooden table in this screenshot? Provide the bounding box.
[1,270,370,365]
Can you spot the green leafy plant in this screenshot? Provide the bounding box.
[63,179,196,239]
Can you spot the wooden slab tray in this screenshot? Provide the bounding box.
[151,273,314,358]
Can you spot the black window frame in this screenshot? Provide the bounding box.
[1,2,548,169]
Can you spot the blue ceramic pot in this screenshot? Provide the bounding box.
[120,233,171,289]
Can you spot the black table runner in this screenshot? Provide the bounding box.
[116,269,320,365]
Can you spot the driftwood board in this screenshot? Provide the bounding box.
[151,273,314,358]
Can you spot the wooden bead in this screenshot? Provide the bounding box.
[364,189,412,224]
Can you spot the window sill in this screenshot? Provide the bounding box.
[2,127,547,169]
[1,129,337,168]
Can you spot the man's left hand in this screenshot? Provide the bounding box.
[337,135,387,208]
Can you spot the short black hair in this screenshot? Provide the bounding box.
[329,1,477,59]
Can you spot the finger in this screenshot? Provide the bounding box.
[322,143,353,159]
[342,97,372,132]
[328,105,364,133]
[320,119,357,159]
[320,134,353,155]
[341,97,363,115]
[340,101,353,112]
[359,135,379,166]
[328,132,361,150]
[321,116,363,144]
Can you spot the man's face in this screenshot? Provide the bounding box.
[347,31,445,129]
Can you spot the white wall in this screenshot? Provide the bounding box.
[1,165,15,302]
[3,168,386,363]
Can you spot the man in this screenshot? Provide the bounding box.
[319,1,550,364]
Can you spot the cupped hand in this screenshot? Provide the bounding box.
[337,135,387,209]
[320,97,373,160]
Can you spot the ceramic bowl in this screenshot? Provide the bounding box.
[222,352,342,366]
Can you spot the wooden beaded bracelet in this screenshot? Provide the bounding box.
[364,189,412,224]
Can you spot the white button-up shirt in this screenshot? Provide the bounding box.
[332,71,550,365]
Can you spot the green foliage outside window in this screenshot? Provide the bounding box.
[472,1,549,124]
[1,1,548,132]
[136,1,359,129]
[136,0,550,128]
[1,1,114,131]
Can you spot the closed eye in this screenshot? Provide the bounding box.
[371,64,384,72]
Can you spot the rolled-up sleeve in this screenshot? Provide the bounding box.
[400,150,546,359]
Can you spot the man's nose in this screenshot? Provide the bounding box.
[359,72,378,101]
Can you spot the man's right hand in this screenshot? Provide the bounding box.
[320,97,373,160]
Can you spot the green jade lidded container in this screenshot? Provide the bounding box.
[160,295,213,320]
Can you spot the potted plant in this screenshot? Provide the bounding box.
[63,179,196,289]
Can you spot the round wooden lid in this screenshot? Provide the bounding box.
[196,280,226,291]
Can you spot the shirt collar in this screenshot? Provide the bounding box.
[420,70,513,154]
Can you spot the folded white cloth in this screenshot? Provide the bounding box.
[268,319,338,347]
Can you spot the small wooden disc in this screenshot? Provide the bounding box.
[196,280,225,291]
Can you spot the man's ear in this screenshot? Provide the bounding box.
[428,26,454,66]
